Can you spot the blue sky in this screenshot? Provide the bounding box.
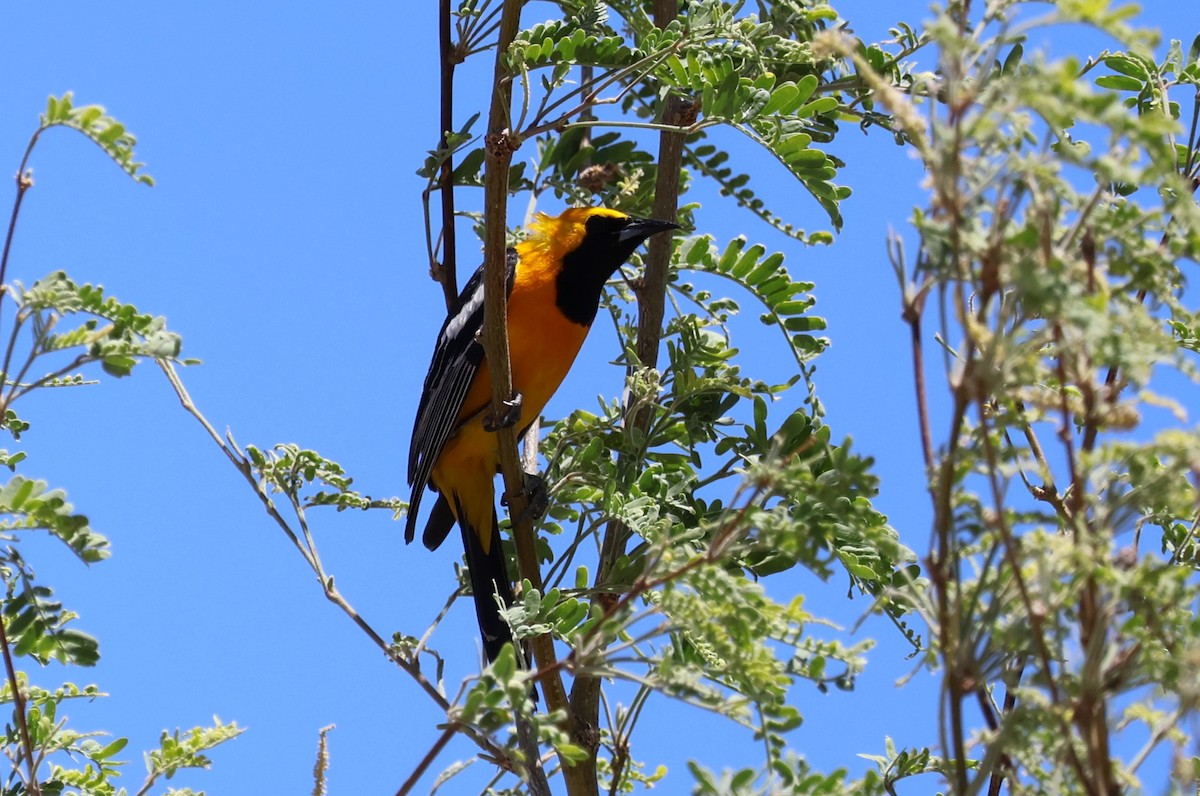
[1,2,1198,794]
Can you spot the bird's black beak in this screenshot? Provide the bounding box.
[618,216,682,244]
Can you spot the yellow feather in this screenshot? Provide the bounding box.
[519,207,630,273]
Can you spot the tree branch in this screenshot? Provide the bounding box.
[573,4,684,791]
[0,613,40,796]
[0,131,42,347]
[476,1,574,791]
[435,0,461,311]
[158,362,512,768]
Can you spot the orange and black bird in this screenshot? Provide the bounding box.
[406,207,679,662]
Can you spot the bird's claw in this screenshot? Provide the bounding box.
[502,472,548,526]
[483,392,523,432]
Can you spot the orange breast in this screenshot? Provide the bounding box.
[430,255,590,545]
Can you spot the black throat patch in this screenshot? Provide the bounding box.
[555,215,642,326]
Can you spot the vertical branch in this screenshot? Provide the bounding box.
[903,282,934,471]
[574,2,684,793]
[633,45,686,371]
[435,0,461,311]
[479,0,531,597]
[1050,325,1112,796]
[0,132,43,796]
[592,0,685,584]
[0,128,52,339]
[479,0,524,545]
[0,614,40,796]
[476,3,579,793]
[0,139,40,340]
[0,174,31,304]
[931,394,970,793]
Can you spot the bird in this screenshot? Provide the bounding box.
[406,207,680,663]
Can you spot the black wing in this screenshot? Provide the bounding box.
[405,249,517,543]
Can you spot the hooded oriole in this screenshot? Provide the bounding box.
[406,207,679,662]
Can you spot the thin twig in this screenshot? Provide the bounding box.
[157,362,513,764]
[985,659,1024,796]
[903,280,935,471]
[516,47,680,141]
[515,705,554,796]
[0,610,40,796]
[977,398,1092,788]
[394,723,459,796]
[0,174,32,323]
[413,586,459,663]
[542,475,768,685]
[0,308,28,405]
[0,129,46,332]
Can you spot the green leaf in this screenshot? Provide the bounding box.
[0,476,108,562]
[17,271,184,378]
[1,551,100,665]
[1095,74,1144,91]
[762,83,800,116]
[147,718,244,780]
[1103,53,1150,79]
[37,93,154,185]
[796,97,839,117]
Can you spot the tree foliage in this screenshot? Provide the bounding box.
[410,0,917,792]
[883,4,1200,792]
[401,0,1200,792]
[7,0,1200,794]
[0,96,239,796]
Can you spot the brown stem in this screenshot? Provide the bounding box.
[1015,405,1067,516]
[479,0,527,600]
[588,94,688,587]
[572,2,683,787]
[436,0,460,311]
[1048,242,1110,795]
[635,101,685,370]
[974,688,1015,789]
[0,608,40,796]
[0,176,30,301]
[903,283,934,471]
[0,129,48,338]
[977,404,1091,788]
[0,177,33,348]
[476,1,573,791]
[394,723,458,796]
[930,374,970,791]
[1076,582,1113,796]
[158,362,513,767]
[985,660,1025,796]
[579,64,594,151]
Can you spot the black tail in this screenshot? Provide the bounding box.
[459,509,515,663]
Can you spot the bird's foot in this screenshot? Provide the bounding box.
[483,392,523,432]
[502,472,548,526]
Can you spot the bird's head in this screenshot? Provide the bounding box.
[524,206,679,271]
[519,207,680,326]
